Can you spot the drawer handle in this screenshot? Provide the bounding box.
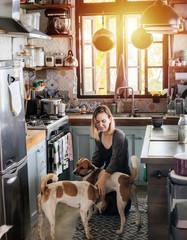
[41,160,45,164]
[151,170,168,179]
[135,137,142,140]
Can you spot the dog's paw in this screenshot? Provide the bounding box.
[86,234,93,239]
[115,229,123,235]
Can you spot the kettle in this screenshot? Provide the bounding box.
[64,50,78,67]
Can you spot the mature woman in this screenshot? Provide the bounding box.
[91,105,131,215]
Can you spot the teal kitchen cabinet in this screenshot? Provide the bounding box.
[71,126,146,183]
[27,138,47,228]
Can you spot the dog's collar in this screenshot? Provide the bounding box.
[95,195,101,205]
[80,169,94,177]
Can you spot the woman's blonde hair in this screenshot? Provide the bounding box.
[91,105,115,141]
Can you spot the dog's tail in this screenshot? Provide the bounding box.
[40,173,58,194]
[129,155,138,182]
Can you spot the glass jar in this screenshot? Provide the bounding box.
[25,44,36,67]
[54,53,64,67]
[35,47,44,67]
[21,50,33,68]
[45,53,55,67]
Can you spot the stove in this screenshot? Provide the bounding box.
[26,114,69,140]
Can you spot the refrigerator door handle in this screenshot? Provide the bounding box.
[6,158,18,170]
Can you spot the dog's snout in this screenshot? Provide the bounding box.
[73,170,78,175]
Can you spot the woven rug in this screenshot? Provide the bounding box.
[72,198,148,240]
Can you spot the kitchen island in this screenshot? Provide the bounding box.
[141,125,187,240]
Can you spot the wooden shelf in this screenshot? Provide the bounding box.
[20,3,74,10]
[49,34,73,38]
[24,66,76,71]
[175,32,187,35]
[169,66,187,68]
[168,0,187,4]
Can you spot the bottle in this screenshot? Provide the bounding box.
[178,115,187,143]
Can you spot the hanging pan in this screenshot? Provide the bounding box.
[92,14,116,52]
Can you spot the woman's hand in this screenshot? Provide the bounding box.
[95,172,110,198]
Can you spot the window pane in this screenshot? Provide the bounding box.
[148,43,162,66]
[109,68,117,92]
[109,47,116,66]
[96,51,107,94]
[152,33,163,41]
[128,43,138,66]
[126,16,138,42]
[84,69,93,92]
[84,0,115,2]
[83,18,92,43]
[128,68,138,91]
[148,68,163,92]
[84,45,92,67]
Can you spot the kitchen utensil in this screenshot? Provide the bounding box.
[131,27,153,49]
[92,14,115,52]
[174,152,187,176]
[45,8,71,35]
[57,103,66,116]
[64,50,78,67]
[41,98,62,115]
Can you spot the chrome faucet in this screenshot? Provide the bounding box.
[115,87,135,116]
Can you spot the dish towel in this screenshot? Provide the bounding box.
[114,53,128,101]
[62,134,69,170]
[67,132,73,161]
[52,141,63,176]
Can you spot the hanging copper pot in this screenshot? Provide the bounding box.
[131,27,153,49]
[92,14,115,52]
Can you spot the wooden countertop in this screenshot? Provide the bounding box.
[68,114,179,126]
[26,130,46,151]
[141,125,187,164]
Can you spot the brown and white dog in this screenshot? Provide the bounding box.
[73,155,141,235]
[37,173,106,240]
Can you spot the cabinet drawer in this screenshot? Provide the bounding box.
[147,164,172,185]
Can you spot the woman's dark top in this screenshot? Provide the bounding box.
[92,128,131,175]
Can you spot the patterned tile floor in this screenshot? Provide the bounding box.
[27,185,147,240]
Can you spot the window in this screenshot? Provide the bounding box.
[76,1,168,98]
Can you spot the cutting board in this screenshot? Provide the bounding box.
[148,141,187,157]
[150,125,178,141]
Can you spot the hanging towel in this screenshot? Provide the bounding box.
[114,53,128,101]
[58,137,64,166]
[52,141,63,176]
[62,134,69,170]
[67,132,73,161]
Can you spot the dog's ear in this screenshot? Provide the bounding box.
[89,163,95,170]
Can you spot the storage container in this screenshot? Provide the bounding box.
[35,47,44,67]
[180,50,187,62]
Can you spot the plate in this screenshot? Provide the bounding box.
[170,170,187,185]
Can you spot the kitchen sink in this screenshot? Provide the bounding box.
[113,112,163,118]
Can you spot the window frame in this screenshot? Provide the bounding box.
[75,0,169,98]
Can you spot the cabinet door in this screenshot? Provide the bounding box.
[27,145,38,228]
[117,127,146,182]
[71,126,94,166]
[27,139,47,228]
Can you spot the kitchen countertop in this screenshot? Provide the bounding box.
[141,125,187,164]
[68,113,179,126]
[26,130,46,151]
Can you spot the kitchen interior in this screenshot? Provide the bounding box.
[1,0,187,239]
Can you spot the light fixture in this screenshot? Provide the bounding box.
[131,27,153,49]
[140,0,180,33]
